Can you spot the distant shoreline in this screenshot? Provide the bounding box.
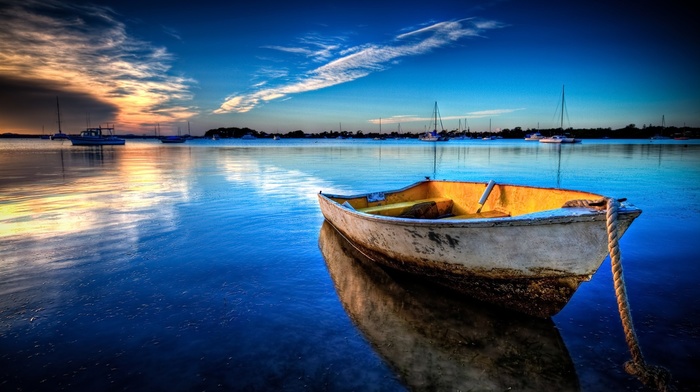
[2,124,698,140]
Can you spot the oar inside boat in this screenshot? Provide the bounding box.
[475,180,496,213]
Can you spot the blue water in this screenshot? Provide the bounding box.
[1,138,698,391]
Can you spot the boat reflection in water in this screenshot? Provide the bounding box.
[319,222,580,392]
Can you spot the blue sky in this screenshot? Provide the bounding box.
[1,0,697,136]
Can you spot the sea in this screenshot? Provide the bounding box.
[1,137,698,391]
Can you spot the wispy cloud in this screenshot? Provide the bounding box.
[464,108,525,118]
[0,0,196,130]
[215,18,504,114]
[262,33,345,63]
[368,108,525,125]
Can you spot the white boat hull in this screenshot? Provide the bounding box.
[539,135,581,143]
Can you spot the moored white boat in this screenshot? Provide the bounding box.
[419,131,449,142]
[70,127,125,146]
[539,135,581,143]
[419,102,449,142]
[525,132,545,141]
[317,179,641,317]
[50,97,70,140]
[539,86,582,144]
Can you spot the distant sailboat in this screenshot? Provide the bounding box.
[482,119,496,140]
[525,120,545,141]
[524,132,545,141]
[160,123,187,143]
[540,86,581,144]
[420,102,449,142]
[336,122,345,139]
[51,97,69,140]
[650,115,670,140]
[374,117,385,140]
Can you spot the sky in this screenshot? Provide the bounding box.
[0,0,698,136]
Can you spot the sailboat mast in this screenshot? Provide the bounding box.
[56,97,62,133]
[433,101,438,131]
[560,85,565,131]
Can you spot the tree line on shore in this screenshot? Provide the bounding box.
[2,123,695,139]
[203,124,697,140]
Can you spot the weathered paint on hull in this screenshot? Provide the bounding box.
[317,180,641,317]
[333,232,587,318]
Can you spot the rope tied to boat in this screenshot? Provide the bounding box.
[564,197,674,390]
[605,198,674,392]
[562,197,616,209]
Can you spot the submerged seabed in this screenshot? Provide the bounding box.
[1,138,698,391]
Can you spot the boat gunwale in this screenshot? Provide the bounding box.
[318,180,641,228]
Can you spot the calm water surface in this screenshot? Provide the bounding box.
[1,138,698,391]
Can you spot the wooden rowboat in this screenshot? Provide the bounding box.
[317,179,641,317]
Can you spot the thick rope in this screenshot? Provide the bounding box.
[564,198,674,390]
[605,198,674,392]
[562,198,608,209]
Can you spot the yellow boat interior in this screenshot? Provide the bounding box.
[328,180,603,219]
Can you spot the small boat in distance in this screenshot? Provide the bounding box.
[241,133,257,140]
[420,130,448,141]
[160,135,186,143]
[419,102,449,142]
[70,127,125,146]
[161,122,188,143]
[540,86,581,144]
[51,97,70,140]
[650,115,671,140]
[539,135,581,143]
[524,132,545,141]
[51,132,70,140]
[317,179,641,317]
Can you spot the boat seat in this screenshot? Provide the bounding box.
[358,197,453,218]
[445,210,510,219]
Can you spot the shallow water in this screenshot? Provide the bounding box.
[1,138,698,391]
